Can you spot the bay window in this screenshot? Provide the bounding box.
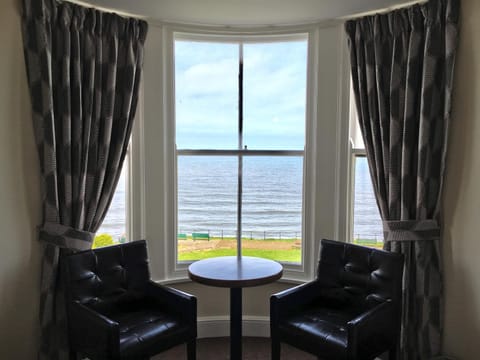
[137,23,348,281]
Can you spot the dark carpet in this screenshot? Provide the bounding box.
[154,337,317,359]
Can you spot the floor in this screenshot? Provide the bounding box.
[154,337,317,360]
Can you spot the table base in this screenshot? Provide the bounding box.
[230,287,242,360]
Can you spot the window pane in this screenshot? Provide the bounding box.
[352,156,383,248]
[243,40,307,150]
[175,40,239,149]
[177,156,238,260]
[241,156,303,263]
[95,163,128,248]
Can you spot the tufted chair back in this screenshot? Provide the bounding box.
[63,240,150,314]
[316,239,404,311]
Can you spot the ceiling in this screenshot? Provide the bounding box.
[77,0,421,26]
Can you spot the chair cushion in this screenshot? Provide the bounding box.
[279,304,361,360]
[107,301,190,358]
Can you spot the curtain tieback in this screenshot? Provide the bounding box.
[382,219,440,242]
[39,222,94,251]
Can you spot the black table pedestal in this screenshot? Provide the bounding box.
[230,287,242,360]
[187,256,283,360]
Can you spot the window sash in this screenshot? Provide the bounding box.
[349,151,384,246]
[175,37,307,260]
[177,149,304,156]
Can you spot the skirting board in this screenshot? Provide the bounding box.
[197,316,270,338]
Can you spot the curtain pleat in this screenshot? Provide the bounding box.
[345,0,459,358]
[21,0,148,358]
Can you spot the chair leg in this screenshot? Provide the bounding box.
[271,338,280,360]
[187,339,196,360]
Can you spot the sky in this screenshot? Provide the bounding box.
[174,37,308,150]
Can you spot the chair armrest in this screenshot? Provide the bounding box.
[67,301,120,358]
[145,281,197,326]
[347,300,396,357]
[271,280,322,307]
[270,281,322,326]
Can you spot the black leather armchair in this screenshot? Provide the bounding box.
[62,240,197,360]
[270,239,404,360]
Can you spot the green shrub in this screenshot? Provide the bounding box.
[93,233,115,249]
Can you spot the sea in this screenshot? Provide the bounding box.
[97,156,384,241]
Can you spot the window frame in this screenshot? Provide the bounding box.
[349,148,366,243]
[136,21,351,282]
[349,150,385,247]
[129,84,147,242]
[174,34,308,263]
[96,104,143,246]
[94,147,131,245]
[347,85,384,247]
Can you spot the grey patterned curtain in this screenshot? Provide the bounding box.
[345,0,459,359]
[21,0,148,358]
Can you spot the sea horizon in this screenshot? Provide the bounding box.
[98,156,384,242]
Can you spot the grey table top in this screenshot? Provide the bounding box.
[188,256,283,288]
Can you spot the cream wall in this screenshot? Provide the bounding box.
[1,0,479,359]
[0,0,42,359]
[443,0,480,358]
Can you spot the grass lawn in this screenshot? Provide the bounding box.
[177,237,383,262]
[178,248,301,262]
[178,238,301,262]
[352,239,384,249]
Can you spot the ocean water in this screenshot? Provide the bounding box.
[98,156,384,241]
[177,156,303,239]
[96,168,127,239]
[352,157,384,241]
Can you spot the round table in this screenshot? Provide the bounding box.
[188,256,283,360]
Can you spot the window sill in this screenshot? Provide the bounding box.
[155,275,308,286]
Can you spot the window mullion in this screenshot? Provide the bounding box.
[177,149,304,156]
[236,42,244,257]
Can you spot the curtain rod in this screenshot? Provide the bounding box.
[339,0,428,20]
[64,0,147,20]
[65,0,429,26]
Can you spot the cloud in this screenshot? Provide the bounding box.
[178,58,238,96]
[175,39,308,148]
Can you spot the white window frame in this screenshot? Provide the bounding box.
[98,102,144,245]
[174,32,308,264]
[349,148,367,243]
[135,21,351,283]
[347,83,384,246]
[349,148,386,246]
[129,85,146,242]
